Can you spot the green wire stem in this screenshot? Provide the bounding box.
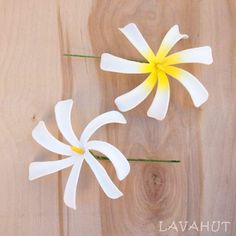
[64,53,146,63]
[64,53,101,59]
[90,151,180,163]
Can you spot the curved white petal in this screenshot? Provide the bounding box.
[29,156,77,180]
[32,121,74,156]
[64,157,84,209]
[87,141,130,180]
[100,53,151,74]
[85,152,123,199]
[147,71,170,120]
[156,25,188,60]
[165,66,209,107]
[55,99,80,147]
[115,72,157,112]
[119,23,155,62]
[80,111,127,144]
[164,46,213,66]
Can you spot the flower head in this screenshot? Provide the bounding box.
[29,99,130,209]
[100,23,213,120]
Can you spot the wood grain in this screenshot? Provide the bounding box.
[0,0,235,235]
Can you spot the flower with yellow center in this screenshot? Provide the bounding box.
[29,99,130,209]
[100,23,213,120]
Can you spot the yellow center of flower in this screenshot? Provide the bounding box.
[147,57,166,74]
[154,62,165,72]
[70,146,85,155]
[140,50,181,91]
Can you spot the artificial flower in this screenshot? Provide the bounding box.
[100,23,213,120]
[29,99,130,209]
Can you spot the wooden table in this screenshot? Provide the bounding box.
[0,0,235,235]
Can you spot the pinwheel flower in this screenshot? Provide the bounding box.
[100,23,213,120]
[29,99,130,209]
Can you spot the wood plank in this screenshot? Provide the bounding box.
[0,0,64,235]
[0,0,235,235]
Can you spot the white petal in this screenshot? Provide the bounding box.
[165,66,209,107]
[119,23,155,62]
[100,53,151,74]
[87,140,130,180]
[164,46,213,66]
[64,157,84,209]
[147,71,170,120]
[29,156,77,180]
[32,121,74,156]
[80,111,127,144]
[55,99,80,147]
[115,72,157,112]
[156,25,188,60]
[85,152,123,199]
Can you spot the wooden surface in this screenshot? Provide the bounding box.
[0,0,235,235]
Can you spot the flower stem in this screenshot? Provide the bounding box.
[64,53,101,59]
[64,53,146,63]
[90,151,180,163]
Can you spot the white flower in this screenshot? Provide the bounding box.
[29,99,130,209]
[100,23,213,120]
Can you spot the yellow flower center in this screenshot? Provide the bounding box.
[155,63,165,71]
[70,146,85,155]
[150,58,166,74]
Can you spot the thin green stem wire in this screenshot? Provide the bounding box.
[90,151,180,163]
[64,53,146,63]
[64,53,101,59]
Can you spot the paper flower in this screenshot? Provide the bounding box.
[29,99,130,209]
[100,23,213,120]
